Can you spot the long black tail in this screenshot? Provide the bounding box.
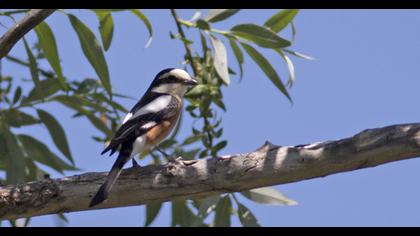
[89,148,132,207]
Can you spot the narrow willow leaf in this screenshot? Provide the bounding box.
[291,21,296,42]
[241,187,297,206]
[188,10,201,22]
[1,109,39,127]
[264,9,299,33]
[231,24,291,48]
[22,37,39,84]
[95,11,114,51]
[18,134,77,173]
[57,213,69,223]
[34,22,67,89]
[276,49,295,87]
[37,109,74,164]
[237,202,261,227]
[213,140,227,153]
[12,86,22,105]
[209,34,230,85]
[144,202,162,227]
[196,19,210,30]
[214,195,232,227]
[191,195,220,226]
[1,127,25,184]
[228,38,244,79]
[283,49,316,60]
[171,200,197,227]
[25,158,47,182]
[240,43,292,102]
[68,14,112,97]
[205,9,240,23]
[24,77,61,103]
[53,96,113,136]
[130,9,153,48]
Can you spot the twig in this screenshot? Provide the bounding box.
[0,9,56,59]
[170,9,199,77]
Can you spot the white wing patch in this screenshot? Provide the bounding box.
[141,121,156,129]
[124,95,172,123]
[122,112,133,124]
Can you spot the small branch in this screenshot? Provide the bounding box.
[170,9,199,77]
[1,123,420,220]
[0,9,56,60]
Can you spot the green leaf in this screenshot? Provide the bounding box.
[1,109,39,127]
[12,86,22,105]
[214,195,232,227]
[95,11,114,51]
[182,135,202,145]
[57,213,69,223]
[283,49,316,60]
[18,134,77,173]
[25,158,48,182]
[53,96,113,136]
[37,109,74,164]
[291,21,296,42]
[205,9,240,23]
[228,38,244,79]
[196,19,210,30]
[34,22,67,89]
[231,24,291,48]
[144,202,162,227]
[171,200,197,227]
[186,84,208,97]
[241,187,297,206]
[191,195,220,226]
[24,77,61,102]
[264,9,299,33]
[237,202,261,227]
[68,14,112,97]
[276,49,295,87]
[22,37,39,84]
[213,140,227,153]
[208,34,230,85]
[240,43,292,102]
[130,9,153,48]
[1,127,25,184]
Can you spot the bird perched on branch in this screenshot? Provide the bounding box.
[89,68,197,207]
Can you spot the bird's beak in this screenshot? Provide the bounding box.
[185,78,198,86]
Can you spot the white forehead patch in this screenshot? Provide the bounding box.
[170,69,192,80]
[160,69,192,80]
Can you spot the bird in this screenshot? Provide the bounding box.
[89,68,197,207]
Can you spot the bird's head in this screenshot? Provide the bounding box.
[149,68,197,96]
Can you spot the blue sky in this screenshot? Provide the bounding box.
[2,9,420,226]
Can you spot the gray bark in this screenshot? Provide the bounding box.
[1,123,420,220]
[0,9,56,59]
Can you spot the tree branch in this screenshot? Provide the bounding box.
[0,9,56,60]
[1,123,420,220]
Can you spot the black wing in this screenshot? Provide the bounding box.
[101,95,180,155]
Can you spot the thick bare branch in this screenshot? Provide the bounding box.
[1,123,420,220]
[0,9,56,59]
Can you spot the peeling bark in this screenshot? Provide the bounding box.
[1,123,420,220]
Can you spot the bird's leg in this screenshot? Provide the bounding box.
[132,158,141,168]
